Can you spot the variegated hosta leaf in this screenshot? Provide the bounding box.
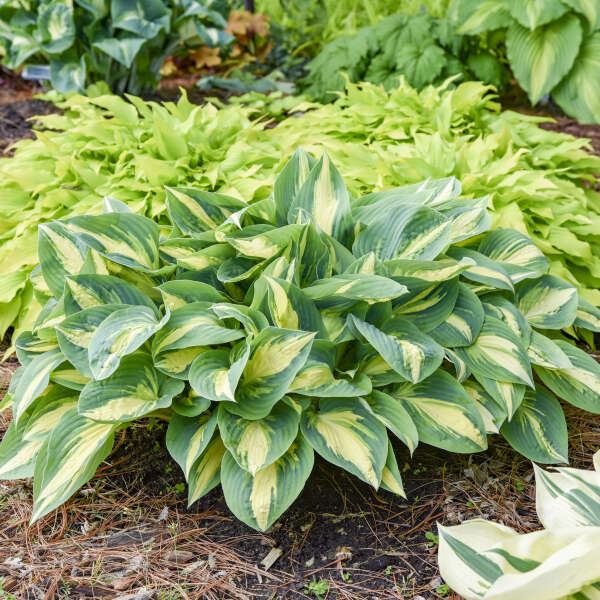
[158,280,227,311]
[536,341,600,413]
[218,401,300,475]
[515,274,578,330]
[102,197,133,214]
[15,331,59,366]
[211,303,269,336]
[430,283,484,347]
[365,390,419,454]
[501,388,568,464]
[445,348,471,382]
[440,196,492,244]
[527,331,573,369]
[505,0,569,29]
[301,397,388,488]
[462,379,507,434]
[349,315,444,384]
[50,364,91,391]
[224,224,303,260]
[474,373,526,420]
[294,221,332,285]
[385,257,475,282]
[447,247,514,291]
[159,236,214,264]
[380,441,406,498]
[454,316,534,387]
[62,213,161,271]
[176,243,234,273]
[221,434,314,531]
[78,353,184,422]
[575,299,600,332]
[482,294,532,346]
[165,187,246,236]
[172,389,211,417]
[32,297,65,339]
[478,228,549,283]
[227,327,315,420]
[303,273,407,304]
[451,0,513,34]
[0,421,42,480]
[187,435,226,505]
[392,370,487,454]
[166,411,218,479]
[31,407,115,522]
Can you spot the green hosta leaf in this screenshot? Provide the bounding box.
[303,274,407,304]
[478,229,549,283]
[515,275,578,329]
[158,280,227,311]
[385,257,475,282]
[536,340,600,413]
[49,56,87,93]
[439,196,492,244]
[575,299,600,332]
[221,435,314,531]
[380,441,406,497]
[505,0,569,29]
[103,197,133,214]
[111,0,170,38]
[63,214,160,272]
[301,397,387,488]
[50,365,91,391]
[219,401,300,475]
[553,32,600,125]
[527,331,573,369]
[463,379,507,434]
[430,283,484,347]
[226,327,315,420]
[166,411,218,479]
[501,389,568,464]
[447,247,514,291]
[454,316,534,387]
[473,374,526,420]
[0,421,42,480]
[562,0,600,29]
[365,390,419,454]
[274,148,316,226]
[451,0,513,34]
[160,237,213,264]
[176,244,234,274]
[506,15,582,105]
[187,435,226,505]
[31,407,115,522]
[171,389,211,417]
[482,295,532,345]
[92,35,145,68]
[445,348,470,382]
[349,315,444,384]
[38,2,75,53]
[211,303,269,336]
[78,353,184,422]
[165,187,246,236]
[15,332,59,367]
[392,370,488,453]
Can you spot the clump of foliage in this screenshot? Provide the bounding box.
[2,150,600,531]
[301,12,509,102]
[450,0,600,124]
[1,81,600,348]
[0,0,232,93]
[439,449,600,599]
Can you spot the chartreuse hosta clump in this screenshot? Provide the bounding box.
[438,450,600,600]
[2,150,600,531]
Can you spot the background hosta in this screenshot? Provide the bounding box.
[2,152,600,531]
[2,80,600,349]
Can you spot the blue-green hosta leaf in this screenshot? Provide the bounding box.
[31,407,115,522]
[166,411,218,480]
[221,434,314,531]
[478,229,549,283]
[344,252,387,277]
[515,275,578,329]
[454,316,534,387]
[392,370,488,454]
[505,0,569,29]
[445,348,471,382]
[451,0,513,34]
[63,213,160,272]
[159,236,214,264]
[349,315,444,384]
[165,187,246,236]
[380,441,406,497]
[78,353,184,422]
[288,151,352,243]
[447,247,514,291]
[365,390,419,455]
[158,280,227,311]
[527,331,573,369]
[110,0,170,38]
[439,196,492,244]
[217,256,266,284]
[473,373,526,420]
[226,327,315,420]
[102,197,133,214]
[462,379,507,434]
[536,341,600,413]
[219,401,300,475]
[15,332,59,367]
[274,148,316,226]
[171,389,211,417]
[0,421,42,480]
[32,297,65,339]
[303,274,407,304]
[38,3,75,53]
[50,365,91,391]
[301,397,387,488]
[187,435,226,505]
[224,225,302,261]
[482,294,532,345]
[211,303,269,336]
[553,32,600,126]
[501,389,568,464]
[430,284,484,347]
[92,35,146,68]
[575,299,600,332]
[295,222,333,285]
[506,15,582,105]
[385,257,475,282]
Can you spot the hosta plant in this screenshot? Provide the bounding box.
[2,151,600,531]
[438,449,600,599]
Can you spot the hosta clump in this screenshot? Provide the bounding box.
[2,150,600,531]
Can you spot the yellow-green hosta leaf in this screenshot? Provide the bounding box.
[225,224,303,260]
[473,373,526,420]
[303,274,408,304]
[392,370,488,454]
[505,0,569,29]
[15,331,59,366]
[158,280,227,311]
[221,434,314,531]
[165,187,246,236]
[385,257,475,282]
[454,315,534,387]
[482,295,532,345]
[38,221,88,298]
[451,0,513,34]
[301,397,387,488]
[365,390,419,454]
[0,421,42,479]
[187,435,226,505]
[575,299,600,332]
[218,401,300,475]
[463,379,507,434]
[166,411,218,479]
[430,284,484,347]
[536,341,600,413]
[78,353,184,422]
[478,229,549,284]
[506,15,582,105]
[515,274,578,329]
[563,0,600,29]
[31,407,116,523]
[553,32,600,125]
[527,331,573,369]
[227,327,315,420]
[63,213,161,272]
[501,388,568,464]
[349,315,444,384]
[447,247,514,292]
[380,441,406,498]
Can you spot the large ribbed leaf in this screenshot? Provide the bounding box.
[505,0,569,29]
[452,0,513,34]
[562,0,600,30]
[501,389,568,464]
[392,370,487,453]
[221,434,314,531]
[506,15,582,105]
[301,397,388,488]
